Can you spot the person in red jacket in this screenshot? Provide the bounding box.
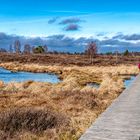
[138,63,140,71]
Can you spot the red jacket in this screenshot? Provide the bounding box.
[138,63,140,69]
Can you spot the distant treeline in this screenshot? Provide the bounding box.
[0,40,139,56]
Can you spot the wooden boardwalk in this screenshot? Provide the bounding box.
[80,74,140,140]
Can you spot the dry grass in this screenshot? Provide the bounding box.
[0,89,104,140]
[0,62,139,139]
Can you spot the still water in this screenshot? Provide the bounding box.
[87,83,100,89]
[0,67,60,83]
[124,76,136,87]
[87,76,136,89]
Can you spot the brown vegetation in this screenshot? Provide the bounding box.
[0,55,139,139]
[0,52,140,66]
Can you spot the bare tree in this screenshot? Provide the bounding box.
[23,44,31,54]
[43,45,48,53]
[115,51,119,64]
[86,42,98,64]
[14,40,21,54]
[9,44,13,53]
[32,46,35,53]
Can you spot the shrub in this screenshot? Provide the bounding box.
[33,46,45,54]
[124,49,129,56]
[0,107,68,138]
[106,52,112,55]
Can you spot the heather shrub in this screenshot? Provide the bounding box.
[0,107,69,138]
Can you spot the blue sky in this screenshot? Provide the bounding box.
[0,0,140,37]
[1,0,140,53]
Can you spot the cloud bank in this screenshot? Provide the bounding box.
[59,18,82,25]
[0,32,140,53]
[58,17,84,32]
[64,24,80,31]
[48,17,59,24]
[113,34,140,41]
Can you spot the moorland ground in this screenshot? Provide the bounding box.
[0,52,140,66]
[0,52,139,140]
